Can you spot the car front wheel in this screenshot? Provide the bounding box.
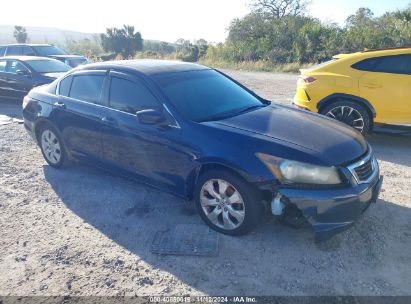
[194,169,263,235]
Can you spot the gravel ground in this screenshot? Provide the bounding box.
[0,70,410,297]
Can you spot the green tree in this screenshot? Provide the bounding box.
[251,0,310,19]
[14,26,28,43]
[101,25,143,58]
[174,39,209,62]
[66,35,103,58]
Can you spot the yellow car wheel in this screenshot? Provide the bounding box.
[320,100,371,135]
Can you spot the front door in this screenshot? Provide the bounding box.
[100,71,193,194]
[359,54,411,125]
[0,59,8,99]
[2,60,33,101]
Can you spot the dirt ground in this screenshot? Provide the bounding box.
[0,70,410,297]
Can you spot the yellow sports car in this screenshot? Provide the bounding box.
[293,47,411,134]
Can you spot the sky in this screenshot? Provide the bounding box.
[0,0,410,43]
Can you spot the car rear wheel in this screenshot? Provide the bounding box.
[39,125,67,168]
[320,100,371,134]
[194,169,263,235]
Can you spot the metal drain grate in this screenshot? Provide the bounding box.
[151,224,219,256]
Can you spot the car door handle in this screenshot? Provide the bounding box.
[53,101,66,108]
[101,116,117,126]
[363,83,382,89]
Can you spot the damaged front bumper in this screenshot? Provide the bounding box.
[278,175,383,242]
[257,148,383,242]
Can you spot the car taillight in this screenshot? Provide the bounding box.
[300,76,316,84]
[22,96,31,109]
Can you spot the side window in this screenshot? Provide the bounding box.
[22,46,36,56]
[373,55,411,75]
[58,76,73,96]
[109,77,160,114]
[0,60,6,72]
[69,75,105,103]
[7,46,22,56]
[0,46,6,57]
[6,60,29,74]
[352,58,379,72]
[353,55,411,75]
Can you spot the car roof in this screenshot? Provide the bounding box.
[362,46,411,53]
[0,56,58,61]
[80,59,210,76]
[0,43,53,47]
[334,47,411,60]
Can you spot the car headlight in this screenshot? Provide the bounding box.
[256,153,342,185]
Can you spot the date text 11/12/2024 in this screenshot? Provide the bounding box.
[148,296,257,303]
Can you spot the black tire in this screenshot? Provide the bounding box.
[37,123,68,169]
[194,169,263,236]
[320,100,372,135]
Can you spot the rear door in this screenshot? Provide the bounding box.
[52,71,107,163]
[357,54,411,124]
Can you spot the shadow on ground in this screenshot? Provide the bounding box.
[368,132,411,167]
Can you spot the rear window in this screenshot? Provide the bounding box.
[0,46,6,57]
[69,75,104,103]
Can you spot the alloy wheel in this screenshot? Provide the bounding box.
[41,129,62,165]
[200,179,246,230]
[325,106,365,132]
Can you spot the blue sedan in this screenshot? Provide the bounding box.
[22,60,383,241]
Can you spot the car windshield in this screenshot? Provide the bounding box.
[33,45,67,56]
[154,69,265,122]
[25,60,71,73]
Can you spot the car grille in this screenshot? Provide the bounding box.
[347,146,378,184]
[354,158,374,181]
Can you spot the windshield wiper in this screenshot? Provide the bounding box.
[234,104,266,115]
[198,112,237,122]
[198,104,266,123]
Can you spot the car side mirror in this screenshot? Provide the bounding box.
[16,70,31,77]
[136,109,165,125]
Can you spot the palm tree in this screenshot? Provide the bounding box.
[14,26,28,43]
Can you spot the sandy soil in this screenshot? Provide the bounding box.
[0,70,410,296]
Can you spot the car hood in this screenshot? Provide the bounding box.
[49,54,86,59]
[211,104,367,166]
[40,72,67,79]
